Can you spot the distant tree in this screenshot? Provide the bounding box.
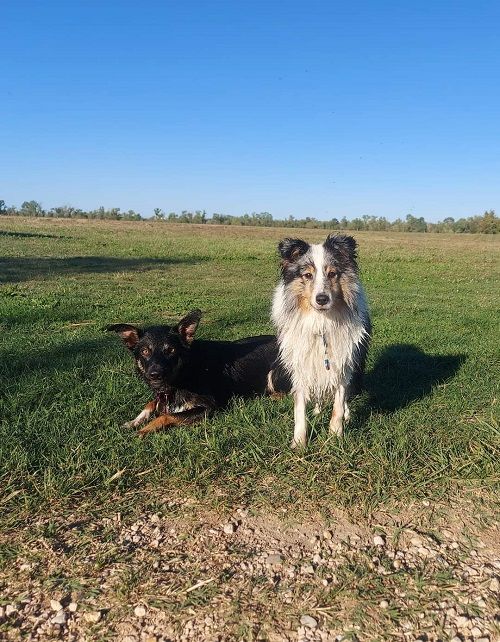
[0,199,6,215]
[350,217,365,231]
[405,214,427,232]
[192,210,207,224]
[20,200,44,217]
[178,210,193,223]
[478,210,499,234]
[49,205,75,218]
[123,209,142,221]
[153,208,165,220]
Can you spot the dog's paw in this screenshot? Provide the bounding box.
[291,437,307,450]
[121,421,136,430]
[329,420,343,437]
[313,403,322,416]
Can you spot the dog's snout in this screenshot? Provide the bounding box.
[315,293,330,306]
[148,369,163,381]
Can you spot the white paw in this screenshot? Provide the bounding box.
[121,421,137,430]
[313,403,322,416]
[329,420,343,437]
[291,437,307,450]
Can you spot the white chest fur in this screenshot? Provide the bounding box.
[272,283,368,400]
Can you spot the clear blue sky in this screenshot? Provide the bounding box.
[1,0,499,221]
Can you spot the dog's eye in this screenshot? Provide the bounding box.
[303,272,313,280]
[140,347,151,357]
[165,346,176,355]
[327,270,337,279]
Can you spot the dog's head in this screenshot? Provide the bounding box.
[106,310,202,389]
[278,234,360,312]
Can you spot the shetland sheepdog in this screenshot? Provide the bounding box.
[271,234,371,448]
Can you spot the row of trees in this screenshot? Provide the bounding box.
[0,201,142,221]
[1,200,498,233]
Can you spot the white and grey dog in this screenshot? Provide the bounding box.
[271,234,371,448]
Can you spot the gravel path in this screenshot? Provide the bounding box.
[1,495,499,641]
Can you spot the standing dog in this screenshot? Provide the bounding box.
[107,310,289,437]
[271,234,371,448]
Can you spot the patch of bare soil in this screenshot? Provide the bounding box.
[1,495,499,641]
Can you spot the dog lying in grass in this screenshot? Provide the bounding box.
[107,310,290,436]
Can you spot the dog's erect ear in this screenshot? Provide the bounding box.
[177,309,202,345]
[278,238,310,263]
[324,234,358,262]
[106,323,142,349]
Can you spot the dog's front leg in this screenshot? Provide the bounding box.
[329,384,346,437]
[291,388,307,449]
[121,400,156,429]
[137,406,210,437]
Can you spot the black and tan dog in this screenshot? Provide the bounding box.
[107,310,289,436]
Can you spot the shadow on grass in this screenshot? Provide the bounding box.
[363,343,465,414]
[0,229,68,240]
[0,255,207,284]
[306,345,466,442]
[0,337,116,384]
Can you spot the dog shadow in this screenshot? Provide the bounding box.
[0,255,207,284]
[364,343,465,413]
[0,229,68,239]
[309,343,465,441]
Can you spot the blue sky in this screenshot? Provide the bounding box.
[1,1,499,221]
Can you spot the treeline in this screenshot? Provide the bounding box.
[1,199,498,233]
[0,201,142,221]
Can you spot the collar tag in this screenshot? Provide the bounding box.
[322,332,331,370]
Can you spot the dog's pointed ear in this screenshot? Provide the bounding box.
[278,238,310,263]
[324,234,358,261]
[106,323,142,349]
[177,309,202,345]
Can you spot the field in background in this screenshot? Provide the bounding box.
[0,217,499,641]
[0,217,499,516]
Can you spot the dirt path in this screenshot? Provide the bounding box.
[1,494,499,641]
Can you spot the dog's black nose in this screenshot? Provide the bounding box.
[148,370,163,381]
[315,293,330,306]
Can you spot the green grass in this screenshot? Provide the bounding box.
[0,218,499,523]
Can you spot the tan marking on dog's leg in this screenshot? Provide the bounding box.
[329,385,346,436]
[137,413,179,437]
[121,400,156,429]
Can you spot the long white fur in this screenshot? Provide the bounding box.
[272,243,369,447]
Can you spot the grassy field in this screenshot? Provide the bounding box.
[1,217,498,520]
[1,217,499,641]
